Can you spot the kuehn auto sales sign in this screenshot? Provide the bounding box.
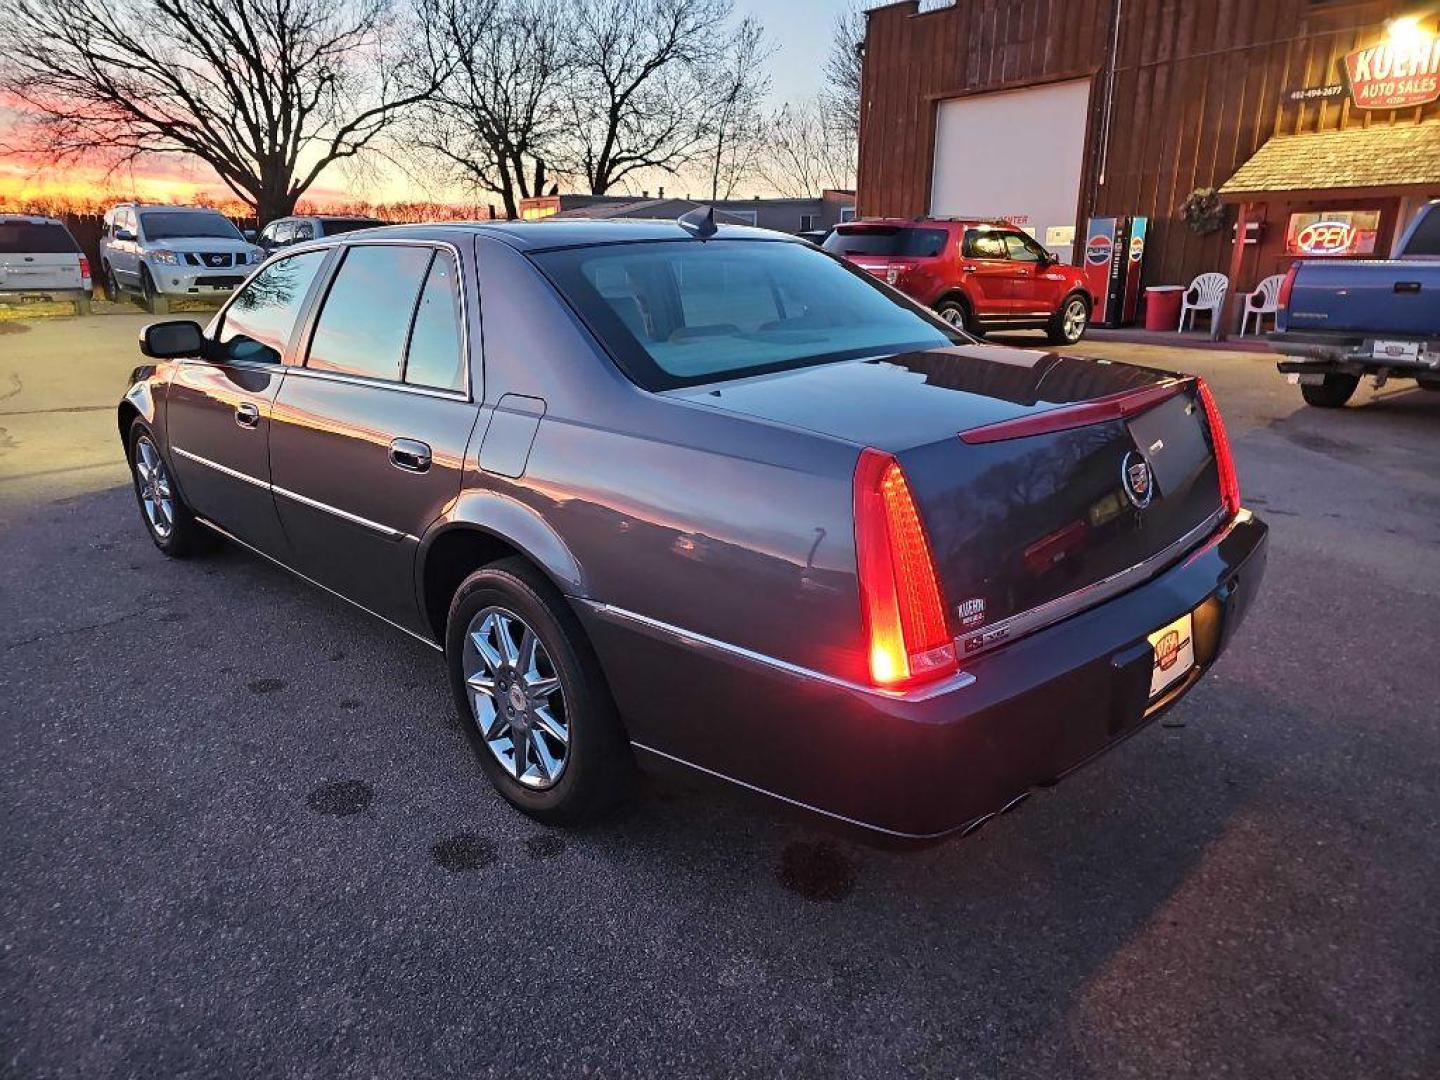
[1344,28,1440,109]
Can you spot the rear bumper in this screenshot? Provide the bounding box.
[1270,330,1440,373]
[580,510,1268,839]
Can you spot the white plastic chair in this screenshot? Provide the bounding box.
[1178,272,1229,335]
[1238,274,1285,336]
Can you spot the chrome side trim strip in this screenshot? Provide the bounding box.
[173,445,417,542]
[193,516,442,652]
[629,741,969,840]
[956,507,1229,660]
[580,600,977,700]
[280,365,470,402]
[271,483,417,542]
[171,446,268,489]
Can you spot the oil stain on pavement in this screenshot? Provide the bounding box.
[776,840,857,902]
[306,780,374,817]
[247,677,287,694]
[431,834,498,871]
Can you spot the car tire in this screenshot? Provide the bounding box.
[140,268,169,315]
[103,264,120,301]
[1299,374,1359,408]
[446,557,632,825]
[128,419,214,557]
[1047,293,1090,345]
[935,298,974,336]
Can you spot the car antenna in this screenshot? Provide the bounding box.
[678,205,718,240]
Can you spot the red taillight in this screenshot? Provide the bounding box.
[1196,379,1241,517]
[853,448,957,687]
[1277,264,1299,309]
[78,255,91,282]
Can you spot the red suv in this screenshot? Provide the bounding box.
[822,219,1094,344]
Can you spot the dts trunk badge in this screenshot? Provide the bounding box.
[1121,450,1154,509]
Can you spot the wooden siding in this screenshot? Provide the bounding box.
[857,0,1440,289]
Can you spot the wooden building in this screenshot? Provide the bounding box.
[856,0,1440,313]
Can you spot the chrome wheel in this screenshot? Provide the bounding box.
[938,304,966,330]
[462,607,569,789]
[133,435,175,540]
[1062,298,1087,342]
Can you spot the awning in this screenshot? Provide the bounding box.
[1220,122,1440,200]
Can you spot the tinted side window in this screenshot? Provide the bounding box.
[217,251,326,365]
[404,251,464,391]
[963,231,1008,259]
[293,221,315,242]
[307,245,431,380]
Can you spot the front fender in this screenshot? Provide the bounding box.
[421,489,586,597]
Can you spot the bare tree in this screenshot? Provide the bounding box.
[411,0,571,219]
[756,98,855,198]
[823,2,866,139]
[697,16,770,201]
[565,0,738,195]
[0,0,453,223]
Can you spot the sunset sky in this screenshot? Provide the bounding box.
[0,0,849,213]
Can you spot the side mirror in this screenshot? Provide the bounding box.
[114,228,136,242]
[139,320,206,360]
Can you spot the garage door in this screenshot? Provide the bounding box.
[930,78,1092,263]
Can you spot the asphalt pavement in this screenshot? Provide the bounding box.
[2,309,1437,1078]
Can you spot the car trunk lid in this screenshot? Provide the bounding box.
[675,345,1227,653]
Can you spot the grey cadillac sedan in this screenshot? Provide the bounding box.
[120,217,1267,840]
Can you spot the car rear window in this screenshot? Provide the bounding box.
[139,212,242,241]
[0,222,80,254]
[822,226,948,258]
[533,239,960,390]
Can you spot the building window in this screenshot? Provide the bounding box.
[728,209,758,225]
[800,214,817,231]
[839,206,857,222]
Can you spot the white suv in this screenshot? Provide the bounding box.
[0,215,92,315]
[100,204,263,314]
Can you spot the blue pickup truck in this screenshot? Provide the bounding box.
[1270,200,1440,407]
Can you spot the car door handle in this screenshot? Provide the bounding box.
[962,264,978,272]
[1015,269,1031,276]
[234,402,260,429]
[389,438,432,473]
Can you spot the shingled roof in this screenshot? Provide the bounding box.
[1220,122,1440,197]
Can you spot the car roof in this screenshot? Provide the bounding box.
[0,214,67,225]
[304,218,801,252]
[116,204,229,214]
[836,217,1010,231]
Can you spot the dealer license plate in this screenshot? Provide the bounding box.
[1147,611,1195,699]
[1371,339,1420,362]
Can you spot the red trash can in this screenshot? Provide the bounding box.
[1144,286,1185,331]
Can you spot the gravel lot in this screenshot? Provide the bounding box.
[2,310,1437,1078]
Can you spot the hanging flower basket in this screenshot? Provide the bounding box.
[1181,188,1227,235]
